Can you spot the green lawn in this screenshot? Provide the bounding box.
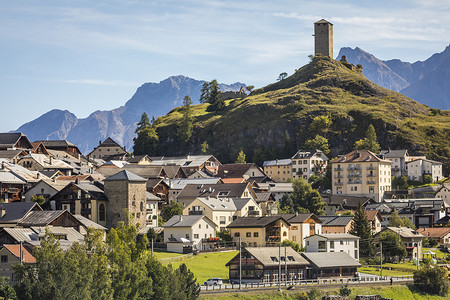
[423,248,449,260]
[167,250,238,284]
[152,250,188,259]
[201,285,449,299]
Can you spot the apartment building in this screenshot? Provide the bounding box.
[291,150,328,180]
[406,158,443,183]
[263,159,292,182]
[331,150,391,202]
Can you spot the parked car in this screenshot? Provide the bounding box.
[204,278,223,286]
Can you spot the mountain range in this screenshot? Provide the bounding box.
[15,76,245,153]
[337,45,450,110]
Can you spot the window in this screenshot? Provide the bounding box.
[318,241,326,250]
[330,241,334,249]
[199,224,201,229]
[340,240,344,245]
[271,256,278,262]
[0,255,7,263]
[246,232,251,237]
[98,204,105,221]
[355,250,358,259]
[194,234,199,239]
[253,232,259,237]
[234,232,240,237]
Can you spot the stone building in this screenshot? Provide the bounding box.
[314,19,333,58]
[104,170,147,229]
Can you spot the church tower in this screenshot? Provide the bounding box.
[314,19,333,58]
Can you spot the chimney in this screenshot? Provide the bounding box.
[99,140,102,146]
[0,206,5,218]
[75,177,80,184]
[36,173,40,180]
[49,156,53,165]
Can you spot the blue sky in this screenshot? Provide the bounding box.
[1,0,449,132]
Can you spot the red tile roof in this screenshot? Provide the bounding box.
[365,210,383,221]
[221,178,245,184]
[417,227,450,239]
[3,244,36,263]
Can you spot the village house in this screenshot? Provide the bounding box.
[0,244,36,282]
[380,149,409,177]
[51,180,108,227]
[302,252,360,279]
[227,216,290,247]
[291,150,328,180]
[331,150,392,202]
[319,216,354,234]
[417,227,450,248]
[145,192,159,227]
[254,182,293,202]
[0,202,42,228]
[149,155,221,176]
[278,213,322,247]
[254,192,278,216]
[0,158,50,186]
[183,196,262,230]
[305,233,360,260]
[104,170,147,229]
[127,154,152,165]
[365,210,383,234]
[18,153,74,176]
[406,158,443,183]
[87,137,128,161]
[226,246,309,283]
[0,169,26,202]
[163,215,216,253]
[0,133,33,151]
[382,227,424,260]
[436,184,450,202]
[164,177,222,202]
[24,179,70,207]
[322,195,371,216]
[33,140,82,159]
[217,163,265,181]
[177,183,257,206]
[263,159,292,182]
[147,178,170,204]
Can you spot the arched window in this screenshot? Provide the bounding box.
[99,204,105,221]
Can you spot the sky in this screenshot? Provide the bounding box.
[1,0,449,132]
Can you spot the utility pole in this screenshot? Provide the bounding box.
[416,243,419,271]
[380,242,383,278]
[285,246,287,286]
[151,238,154,256]
[239,238,242,290]
[278,243,281,292]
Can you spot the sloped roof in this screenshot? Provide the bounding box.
[406,158,442,165]
[302,252,360,268]
[307,233,359,240]
[127,155,149,163]
[232,198,253,210]
[163,215,212,227]
[17,210,66,227]
[380,149,408,158]
[2,228,38,243]
[146,192,160,201]
[0,133,32,149]
[0,170,26,184]
[278,213,322,224]
[164,178,222,190]
[22,154,73,169]
[365,210,383,221]
[292,149,328,160]
[387,227,424,239]
[73,182,106,200]
[221,178,245,184]
[196,197,237,211]
[255,192,271,203]
[3,244,36,263]
[0,158,50,183]
[177,183,250,200]
[74,214,107,230]
[319,216,354,227]
[226,247,308,267]
[263,159,292,167]
[104,170,147,182]
[34,140,77,148]
[31,226,84,242]
[217,163,260,178]
[99,137,122,147]
[227,216,289,228]
[331,150,390,163]
[315,19,332,25]
[323,195,371,209]
[0,202,41,224]
[417,227,450,239]
[0,150,27,160]
[150,155,220,168]
[123,165,163,178]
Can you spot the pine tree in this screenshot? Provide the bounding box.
[354,124,381,153]
[349,202,374,257]
[199,81,211,104]
[135,112,151,133]
[206,80,225,113]
[178,95,193,142]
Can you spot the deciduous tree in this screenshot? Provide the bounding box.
[161,201,183,222]
[235,149,246,164]
[304,135,330,154]
[354,124,381,153]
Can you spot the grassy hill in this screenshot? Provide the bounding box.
[154,56,450,170]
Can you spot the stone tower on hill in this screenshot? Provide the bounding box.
[314,19,333,58]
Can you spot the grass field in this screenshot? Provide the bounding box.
[166,250,238,284]
[152,250,187,259]
[200,284,449,299]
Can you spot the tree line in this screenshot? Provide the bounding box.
[8,221,200,300]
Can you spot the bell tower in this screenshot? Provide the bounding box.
[314,19,333,58]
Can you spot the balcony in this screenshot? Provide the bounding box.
[335,182,343,186]
[248,210,260,216]
[367,166,377,170]
[347,174,361,178]
[334,174,343,178]
[334,167,343,171]
[266,236,281,242]
[367,180,376,184]
[347,166,362,171]
[188,211,203,215]
[367,173,376,178]
[348,181,362,184]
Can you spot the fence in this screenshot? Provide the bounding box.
[200,275,414,291]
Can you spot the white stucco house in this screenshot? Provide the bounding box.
[305,233,360,260]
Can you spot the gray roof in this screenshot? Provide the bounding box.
[380,149,408,158]
[278,213,321,224]
[255,183,293,193]
[164,178,222,190]
[2,228,38,243]
[387,227,425,239]
[31,226,84,242]
[307,233,359,240]
[0,202,41,224]
[292,150,328,160]
[263,159,292,167]
[163,215,211,227]
[104,170,147,182]
[0,171,26,184]
[302,252,361,268]
[196,197,237,211]
[232,198,253,210]
[255,192,271,203]
[150,155,219,168]
[0,133,32,149]
[34,140,77,148]
[227,247,309,267]
[319,216,354,226]
[227,216,289,228]
[146,192,160,201]
[177,183,250,200]
[0,150,26,160]
[74,215,107,230]
[18,210,66,227]
[323,195,371,209]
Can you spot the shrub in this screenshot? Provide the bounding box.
[423,174,433,184]
[307,288,322,300]
[339,284,352,296]
[413,265,448,296]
